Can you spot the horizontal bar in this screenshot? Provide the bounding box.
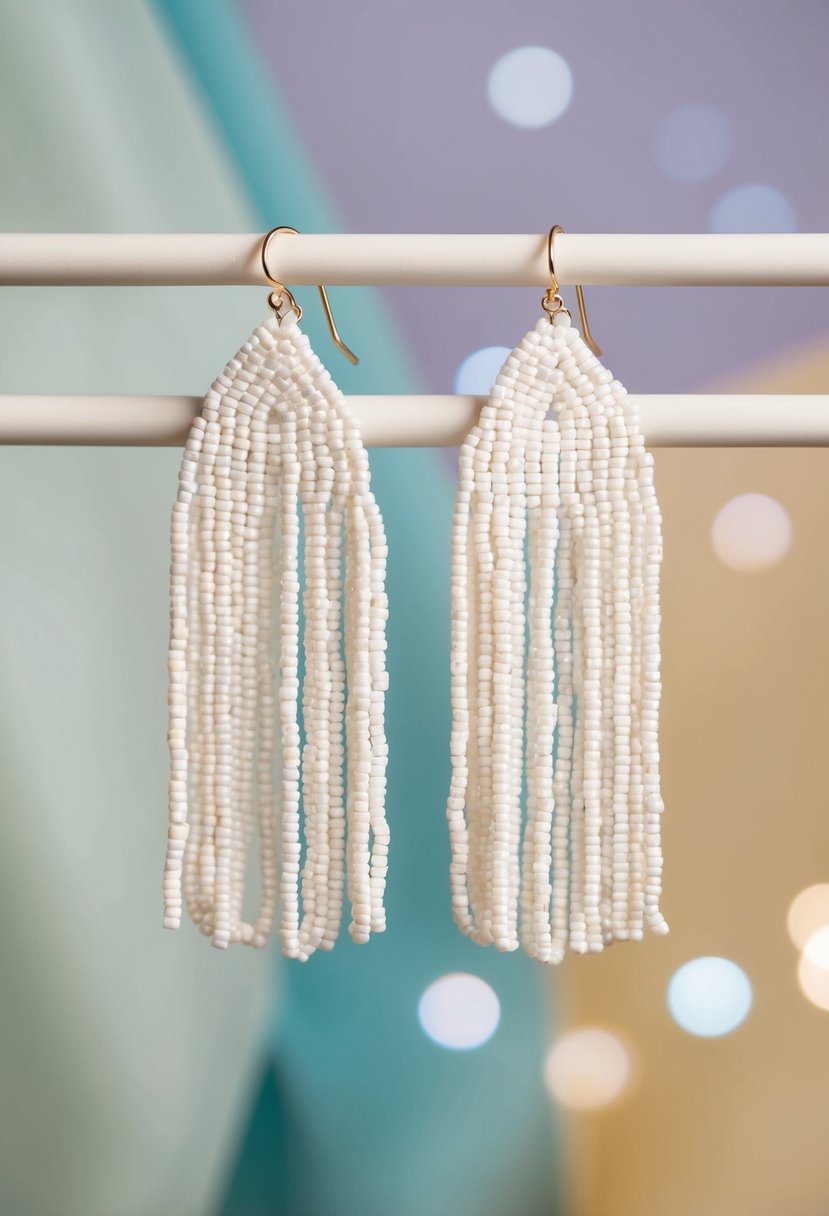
[0,395,827,447]
[1,234,829,287]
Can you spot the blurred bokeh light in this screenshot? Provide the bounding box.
[797,951,829,1011]
[709,183,797,233]
[486,46,573,129]
[710,492,793,571]
[787,884,829,950]
[667,957,753,1037]
[454,346,512,395]
[543,1028,632,1111]
[652,103,733,184]
[417,973,501,1050]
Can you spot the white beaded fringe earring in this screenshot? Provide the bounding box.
[163,227,390,959]
[446,225,668,962]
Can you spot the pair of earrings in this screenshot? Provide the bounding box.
[162,226,667,963]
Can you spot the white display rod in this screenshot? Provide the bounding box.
[0,395,826,447]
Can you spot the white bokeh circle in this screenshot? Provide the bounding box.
[798,952,829,1011]
[787,884,829,950]
[802,925,829,971]
[543,1028,632,1110]
[667,956,752,1037]
[709,183,797,233]
[710,493,792,572]
[487,47,573,129]
[418,973,501,1050]
[652,103,733,183]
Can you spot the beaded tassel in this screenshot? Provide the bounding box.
[163,312,389,957]
[446,311,667,961]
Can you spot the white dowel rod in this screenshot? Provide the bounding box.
[0,395,827,448]
[1,233,829,286]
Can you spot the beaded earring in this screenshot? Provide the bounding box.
[446,226,667,962]
[163,227,389,959]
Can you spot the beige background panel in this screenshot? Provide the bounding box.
[565,344,829,1216]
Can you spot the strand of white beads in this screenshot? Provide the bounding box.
[520,334,544,959]
[594,371,616,945]
[507,391,528,954]
[228,379,264,943]
[297,381,327,958]
[607,385,634,941]
[363,480,390,934]
[211,377,237,948]
[323,481,346,951]
[553,318,583,957]
[181,420,205,930]
[164,414,205,932]
[446,426,475,935]
[628,394,668,938]
[163,312,388,956]
[277,387,303,955]
[523,330,562,961]
[470,396,496,947]
[464,442,484,941]
[580,348,610,953]
[495,361,524,954]
[487,378,512,951]
[550,347,576,962]
[229,387,253,938]
[323,393,348,950]
[252,396,279,948]
[567,324,597,954]
[623,389,646,941]
[344,480,372,942]
[192,378,222,938]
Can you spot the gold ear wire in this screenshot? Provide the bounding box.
[541,225,602,357]
[261,226,359,365]
[315,279,359,366]
[261,226,303,323]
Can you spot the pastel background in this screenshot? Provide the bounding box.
[0,2,827,1214]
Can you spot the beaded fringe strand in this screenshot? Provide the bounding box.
[446,312,668,961]
[163,313,389,958]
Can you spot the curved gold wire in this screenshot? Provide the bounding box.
[261,226,358,365]
[543,225,602,357]
[261,226,303,323]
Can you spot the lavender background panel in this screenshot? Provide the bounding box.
[243,0,829,394]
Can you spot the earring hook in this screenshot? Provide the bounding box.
[261,226,359,365]
[541,225,602,357]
